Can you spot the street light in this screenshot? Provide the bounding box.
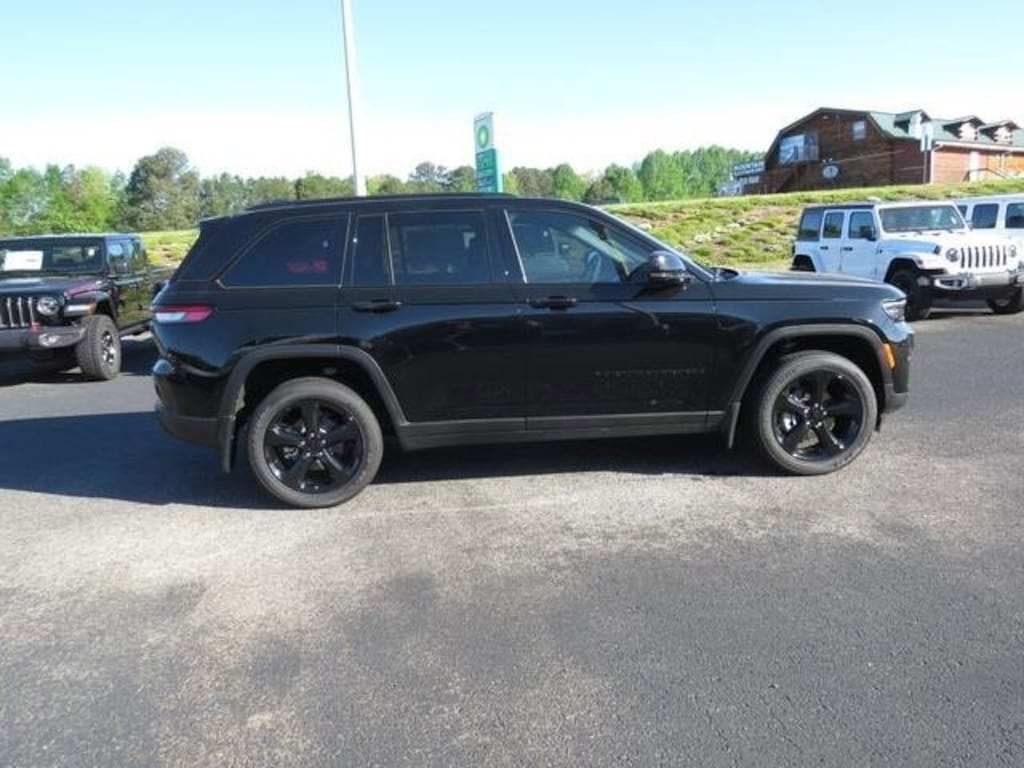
[340,0,365,195]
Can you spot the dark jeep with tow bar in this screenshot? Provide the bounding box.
[0,233,164,380]
[152,194,914,508]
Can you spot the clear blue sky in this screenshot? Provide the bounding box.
[2,0,1020,178]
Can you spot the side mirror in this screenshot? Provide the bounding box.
[646,250,691,286]
[111,258,129,275]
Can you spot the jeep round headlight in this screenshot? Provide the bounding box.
[35,295,61,316]
[945,247,960,263]
[1009,244,1018,259]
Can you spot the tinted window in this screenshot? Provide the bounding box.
[388,211,491,285]
[221,215,347,288]
[797,210,822,241]
[848,212,875,240]
[822,212,845,239]
[348,215,388,286]
[1006,203,1024,229]
[971,204,999,229]
[509,209,650,284]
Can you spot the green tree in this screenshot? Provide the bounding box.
[367,174,406,195]
[295,172,354,200]
[407,162,448,193]
[551,163,585,201]
[1,168,47,233]
[638,150,684,201]
[120,147,200,231]
[507,167,553,198]
[199,173,248,218]
[65,166,118,231]
[445,165,477,193]
[245,177,296,206]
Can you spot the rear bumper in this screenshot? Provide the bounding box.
[156,402,219,448]
[0,325,85,351]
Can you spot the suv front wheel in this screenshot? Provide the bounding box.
[750,351,878,476]
[247,377,384,508]
[888,270,932,321]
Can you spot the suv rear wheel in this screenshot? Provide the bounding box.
[247,377,384,508]
[750,351,878,476]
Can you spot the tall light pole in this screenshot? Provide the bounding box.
[340,0,365,195]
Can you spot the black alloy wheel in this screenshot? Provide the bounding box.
[247,378,383,508]
[752,351,878,475]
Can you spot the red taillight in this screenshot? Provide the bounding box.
[153,305,215,324]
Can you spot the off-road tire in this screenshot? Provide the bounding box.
[247,377,384,508]
[75,314,121,380]
[889,269,932,321]
[986,288,1024,315]
[750,350,878,476]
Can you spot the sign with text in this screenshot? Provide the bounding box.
[474,112,502,193]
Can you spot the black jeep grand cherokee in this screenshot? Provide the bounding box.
[153,194,912,508]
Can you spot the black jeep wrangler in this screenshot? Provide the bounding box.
[152,194,913,508]
[0,233,160,380]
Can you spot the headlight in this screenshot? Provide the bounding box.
[945,247,960,263]
[35,295,61,316]
[882,297,906,322]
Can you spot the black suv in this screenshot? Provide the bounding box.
[152,194,913,508]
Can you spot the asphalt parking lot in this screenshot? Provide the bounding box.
[1,306,1022,767]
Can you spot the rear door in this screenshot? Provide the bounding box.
[838,210,880,278]
[816,210,846,272]
[338,207,523,426]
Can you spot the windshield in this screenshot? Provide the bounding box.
[0,241,105,275]
[878,204,966,233]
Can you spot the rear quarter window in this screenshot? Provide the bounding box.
[797,210,823,241]
[220,215,348,288]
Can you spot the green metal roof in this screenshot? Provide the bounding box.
[868,110,1024,148]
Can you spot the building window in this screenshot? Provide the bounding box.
[852,120,867,141]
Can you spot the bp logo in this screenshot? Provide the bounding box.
[476,123,491,150]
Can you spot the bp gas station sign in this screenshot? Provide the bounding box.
[474,112,502,193]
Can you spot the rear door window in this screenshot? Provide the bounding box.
[221,215,348,288]
[387,211,492,285]
[822,212,845,239]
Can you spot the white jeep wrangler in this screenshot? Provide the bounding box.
[791,200,1024,320]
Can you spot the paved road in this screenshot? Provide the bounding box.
[1,309,1022,767]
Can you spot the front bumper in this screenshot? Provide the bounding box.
[930,268,1024,292]
[0,325,85,352]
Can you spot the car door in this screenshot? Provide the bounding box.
[337,207,524,427]
[106,238,147,328]
[816,210,846,272]
[501,205,720,431]
[839,210,880,278]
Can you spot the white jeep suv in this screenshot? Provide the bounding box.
[791,201,1024,320]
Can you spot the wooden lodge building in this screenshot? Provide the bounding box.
[736,107,1024,195]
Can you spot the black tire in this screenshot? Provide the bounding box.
[791,255,815,272]
[750,351,878,476]
[986,288,1024,315]
[75,315,121,380]
[888,269,932,321]
[247,377,383,508]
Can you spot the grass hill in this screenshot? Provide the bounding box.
[142,178,1024,272]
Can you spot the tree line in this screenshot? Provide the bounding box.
[0,145,758,235]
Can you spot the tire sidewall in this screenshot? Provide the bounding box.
[76,315,121,380]
[890,270,931,321]
[754,352,878,476]
[247,378,384,508]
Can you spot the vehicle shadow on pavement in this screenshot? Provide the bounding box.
[375,434,765,485]
[0,411,765,507]
[0,412,272,509]
[0,337,155,386]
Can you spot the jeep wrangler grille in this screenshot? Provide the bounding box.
[0,296,37,329]
[958,244,1011,271]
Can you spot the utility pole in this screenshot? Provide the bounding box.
[340,0,365,195]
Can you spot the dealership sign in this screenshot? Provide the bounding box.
[474,112,503,193]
